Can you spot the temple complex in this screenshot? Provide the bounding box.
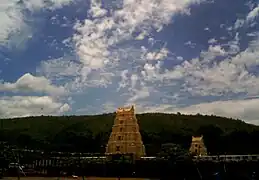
[105,105,146,159]
[189,136,207,156]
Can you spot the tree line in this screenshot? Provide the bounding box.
[1,113,259,155]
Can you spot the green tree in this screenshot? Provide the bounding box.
[1,113,259,155]
[158,143,190,163]
[197,125,224,155]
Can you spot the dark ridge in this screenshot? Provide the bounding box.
[1,113,259,155]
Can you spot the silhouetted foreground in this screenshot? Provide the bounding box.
[1,113,259,156]
[2,178,149,180]
[3,158,259,180]
[2,113,259,179]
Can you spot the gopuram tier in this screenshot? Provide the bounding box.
[105,105,146,159]
[189,135,207,156]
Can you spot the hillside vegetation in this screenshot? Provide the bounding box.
[1,113,259,155]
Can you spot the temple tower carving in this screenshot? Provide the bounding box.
[105,105,146,159]
[189,135,207,156]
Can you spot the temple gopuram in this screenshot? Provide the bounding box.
[105,105,146,160]
[189,135,207,156]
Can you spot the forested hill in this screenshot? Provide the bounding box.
[1,113,259,155]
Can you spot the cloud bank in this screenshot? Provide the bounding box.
[1,0,259,125]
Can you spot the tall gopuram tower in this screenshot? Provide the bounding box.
[189,135,207,156]
[105,105,146,159]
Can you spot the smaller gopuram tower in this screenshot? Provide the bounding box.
[105,105,146,159]
[189,135,207,156]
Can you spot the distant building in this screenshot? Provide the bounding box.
[105,105,146,159]
[189,136,207,156]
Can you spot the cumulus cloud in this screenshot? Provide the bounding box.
[37,57,82,80]
[0,0,74,46]
[145,48,169,61]
[127,32,259,124]
[24,0,73,11]
[158,34,259,97]
[35,0,259,125]
[208,45,226,56]
[71,0,204,88]
[0,96,70,118]
[36,0,205,94]
[0,0,25,45]
[176,99,259,124]
[246,4,259,22]
[136,98,259,125]
[0,73,67,96]
[231,4,259,30]
[234,19,245,29]
[208,38,217,44]
[88,0,108,18]
[175,99,259,125]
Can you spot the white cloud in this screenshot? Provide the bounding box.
[234,19,245,29]
[37,57,82,81]
[0,0,25,45]
[184,41,196,48]
[120,32,259,124]
[173,98,259,125]
[207,45,226,56]
[35,0,259,125]
[0,0,74,46]
[176,56,183,61]
[135,31,148,40]
[0,96,70,118]
[145,48,169,61]
[36,0,205,98]
[77,101,117,115]
[162,34,259,97]
[208,38,217,44]
[226,33,240,54]
[246,4,259,22]
[230,4,259,31]
[88,0,108,18]
[0,73,66,96]
[135,98,259,125]
[127,86,151,103]
[72,0,204,89]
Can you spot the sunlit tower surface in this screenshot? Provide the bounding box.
[189,135,207,156]
[105,105,146,160]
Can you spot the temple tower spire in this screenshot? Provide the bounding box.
[105,105,146,159]
[189,135,207,156]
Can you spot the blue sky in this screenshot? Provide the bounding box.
[1,0,259,124]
